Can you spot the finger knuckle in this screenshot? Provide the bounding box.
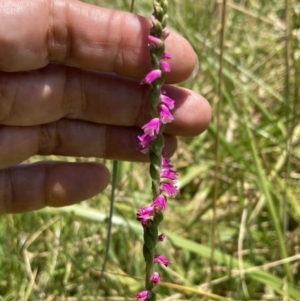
[39,122,60,154]
[47,0,72,64]
[0,73,15,123]
[62,69,86,119]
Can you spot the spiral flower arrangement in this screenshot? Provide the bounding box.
[136,1,178,300]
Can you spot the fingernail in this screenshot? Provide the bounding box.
[187,53,199,80]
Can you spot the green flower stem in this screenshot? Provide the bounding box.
[142,1,169,299]
[143,213,163,295]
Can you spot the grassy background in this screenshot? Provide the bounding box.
[1,0,300,300]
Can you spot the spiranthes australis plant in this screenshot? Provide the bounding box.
[136,1,178,300]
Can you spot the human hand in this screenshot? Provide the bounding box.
[0,0,211,214]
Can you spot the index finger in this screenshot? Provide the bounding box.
[0,0,196,83]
